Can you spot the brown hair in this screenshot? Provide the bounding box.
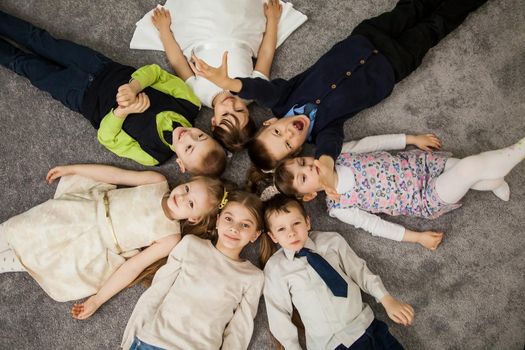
[194,146,227,177]
[246,133,277,172]
[212,190,276,267]
[273,159,300,197]
[263,194,308,231]
[131,176,232,287]
[245,165,273,194]
[212,116,257,152]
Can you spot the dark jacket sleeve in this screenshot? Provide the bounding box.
[236,77,291,109]
[314,119,346,160]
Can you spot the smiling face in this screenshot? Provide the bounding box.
[266,205,311,252]
[256,115,311,163]
[283,157,323,195]
[212,93,250,132]
[166,179,213,222]
[172,127,222,173]
[216,201,261,253]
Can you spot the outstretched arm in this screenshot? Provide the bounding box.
[330,208,443,250]
[46,163,166,187]
[71,234,181,320]
[151,7,194,81]
[253,0,282,78]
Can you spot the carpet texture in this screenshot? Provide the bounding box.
[0,0,524,349]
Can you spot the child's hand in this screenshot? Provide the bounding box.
[151,7,172,34]
[380,294,415,326]
[417,230,444,250]
[315,156,339,200]
[46,166,74,184]
[70,295,102,320]
[264,0,283,23]
[190,51,229,86]
[406,134,441,152]
[115,93,151,118]
[116,81,141,107]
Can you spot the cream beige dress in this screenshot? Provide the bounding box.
[2,175,180,302]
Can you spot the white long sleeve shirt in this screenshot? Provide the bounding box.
[122,235,264,350]
[329,134,408,241]
[263,231,389,350]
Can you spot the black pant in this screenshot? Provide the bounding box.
[353,0,488,82]
[335,319,404,350]
[0,11,112,112]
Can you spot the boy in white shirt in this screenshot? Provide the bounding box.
[263,194,414,350]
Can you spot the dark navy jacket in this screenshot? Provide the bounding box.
[237,34,395,161]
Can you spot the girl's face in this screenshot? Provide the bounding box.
[212,93,249,131]
[166,179,212,222]
[216,202,260,251]
[285,157,323,195]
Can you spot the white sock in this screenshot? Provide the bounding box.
[492,181,510,201]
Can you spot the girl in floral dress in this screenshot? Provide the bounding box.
[271,134,525,250]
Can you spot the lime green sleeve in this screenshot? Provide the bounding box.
[97,110,160,166]
[131,64,201,107]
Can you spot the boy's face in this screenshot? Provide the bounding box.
[172,127,219,172]
[257,115,310,163]
[212,94,249,131]
[267,205,311,252]
[284,157,323,195]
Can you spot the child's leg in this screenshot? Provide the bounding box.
[0,38,90,112]
[0,10,111,75]
[392,0,488,81]
[0,226,25,273]
[435,138,525,204]
[445,158,510,200]
[353,0,444,38]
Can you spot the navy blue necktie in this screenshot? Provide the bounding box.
[295,248,348,297]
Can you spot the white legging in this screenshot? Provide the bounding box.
[0,225,25,273]
[435,137,525,204]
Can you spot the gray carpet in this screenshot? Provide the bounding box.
[1,0,524,349]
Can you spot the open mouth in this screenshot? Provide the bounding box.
[293,120,304,131]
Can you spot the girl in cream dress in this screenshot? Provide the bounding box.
[121,191,273,350]
[130,0,307,151]
[0,164,226,319]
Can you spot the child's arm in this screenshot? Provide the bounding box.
[336,234,414,326]
[116,64,200,109]
[263,268,302,350]
[122,236,189,349]
[151,7,194,82]
[71,234,181,320]
[329,208,444,250]
[222,272,265,349]
[46,163,165,186]
[314,120,346,164]
[190,52,289,108]
[253,0,282,78]
[341,134,407,154]
[342,134,441,154]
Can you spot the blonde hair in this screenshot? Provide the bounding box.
[131,176,230,287]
